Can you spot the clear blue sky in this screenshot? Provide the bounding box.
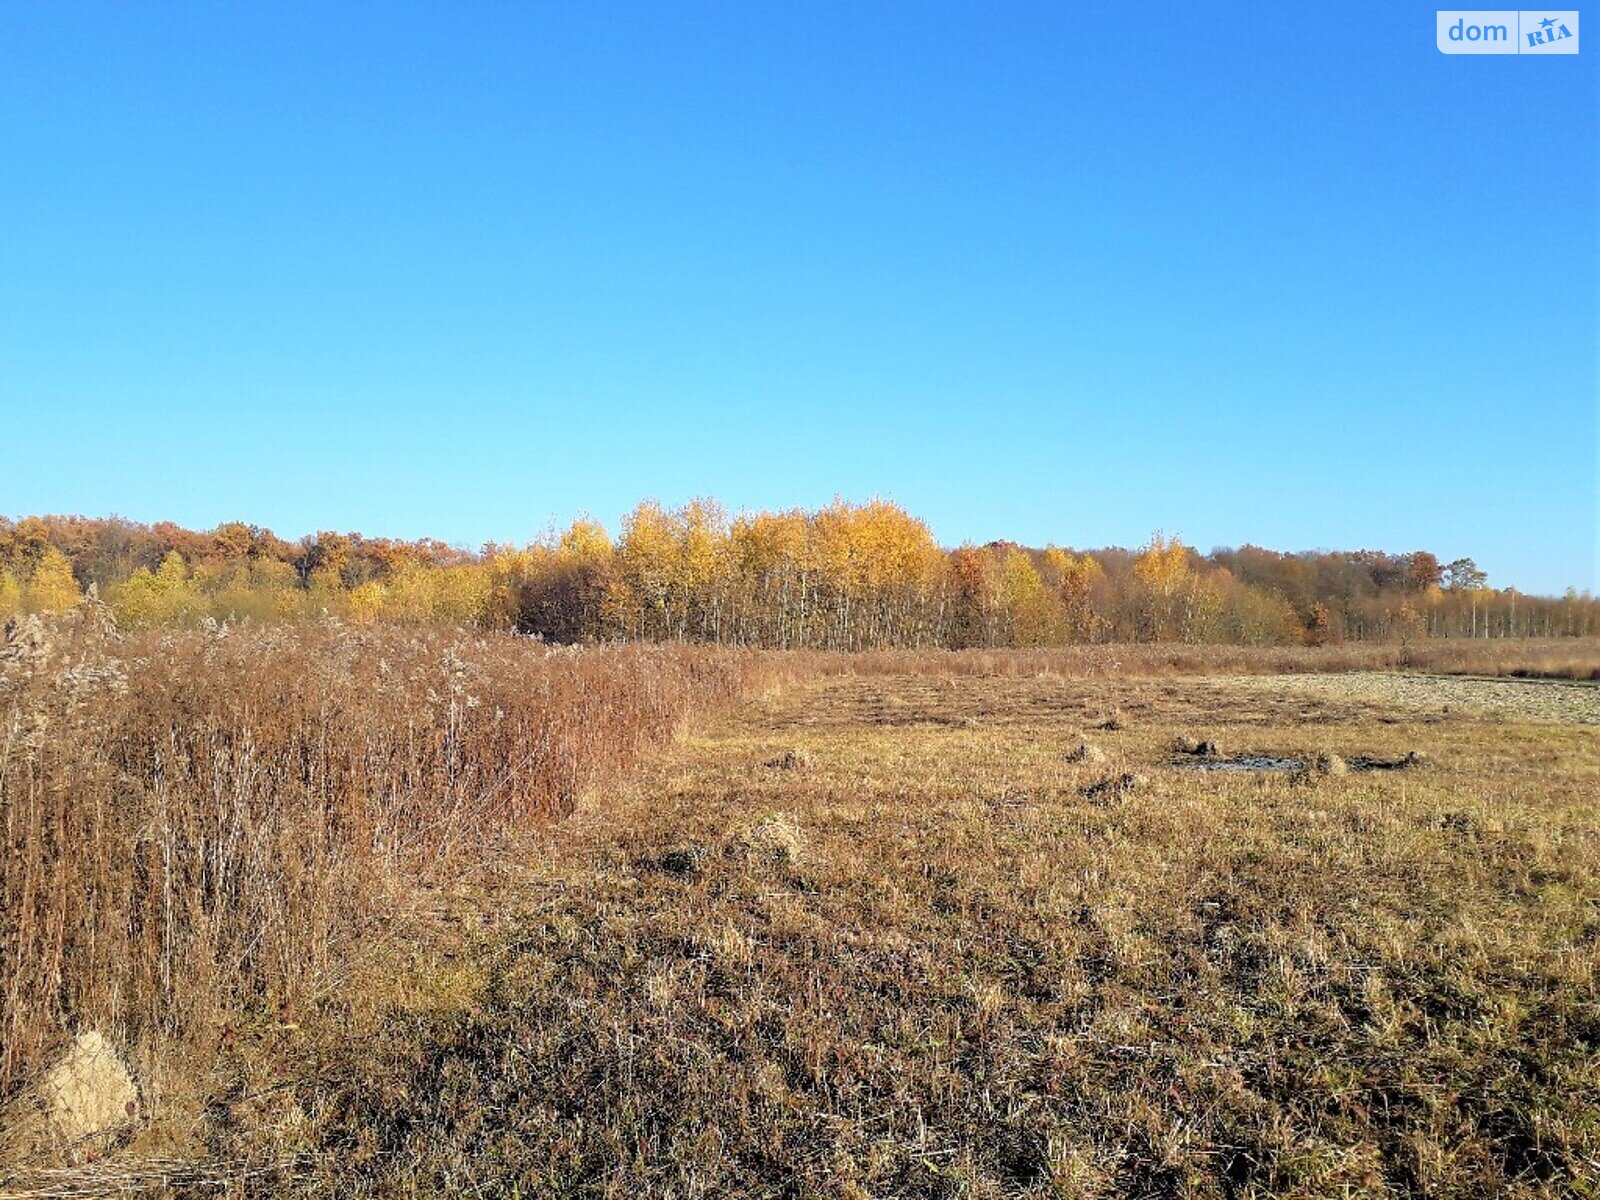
[2,3,1595,593]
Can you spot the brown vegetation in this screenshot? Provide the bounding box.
[804,639,1600,681]
[4,619,1599,1195]
[272,668,1597,1197]
[0,608,782,1111]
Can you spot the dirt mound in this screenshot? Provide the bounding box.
[1311,751,1348,777]
[764,748,814,770]
[653,846,706,878]
[1346,750,1428,772]
[1083,773,1146,803]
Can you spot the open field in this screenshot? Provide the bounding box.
[271,669,1598,1195]
[4,634,1599,1198]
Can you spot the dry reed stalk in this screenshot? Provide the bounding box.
[0,613,785,1106]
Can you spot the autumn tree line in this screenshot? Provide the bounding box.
[2,504,1596,646]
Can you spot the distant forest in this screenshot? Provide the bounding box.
[2,503,1595,646]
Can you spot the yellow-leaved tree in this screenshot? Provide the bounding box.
[1131,533,1229,643]
[108,550,200,626]
[0,570,23,619]
[430,564,492,626]
[347,580,387,624]
[727,509,811,646]
[25,546,82,613]
[482,545,539,631]
[1131,532,1191,641]
[551,519,615,640]
[1042,548,1104,643]
[998,547,1059,645]
[614,501,683,640]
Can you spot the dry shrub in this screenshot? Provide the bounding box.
[0,612,781,1102]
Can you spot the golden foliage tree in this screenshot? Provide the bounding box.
[997,548,1058,646]
[25,546,82,614]
[1132,532,1195,641]
[1042,547,1104,642]
[727,509,810,646]
[348,580,386,624]
[0,570,23,619]
[108,550,200,625]
[614,501,680,640]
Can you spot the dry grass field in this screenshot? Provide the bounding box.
[242,666,1597,1198]
[0,613,789,1160]
[5,639,1599,1198]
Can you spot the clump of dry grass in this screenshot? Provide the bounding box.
[733,813,805,864]
[1082,771,1147,803]
[0,1029,140,1169]
[0,612,784,1118]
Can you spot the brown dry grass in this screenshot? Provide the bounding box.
[0,610,787,1127]
[5,636,1599,1197]
[257,666,1598,1198]
[803,638,1600,680]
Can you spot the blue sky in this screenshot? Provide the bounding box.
[1,3,1595,593]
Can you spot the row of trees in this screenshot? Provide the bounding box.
[3,506,1596,645]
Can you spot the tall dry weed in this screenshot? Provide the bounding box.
[0,611,778,1100]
